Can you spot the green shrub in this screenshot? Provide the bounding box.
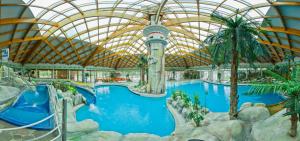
[67,85,77,95]
[171,91,204,127]
[171,91,191,108]
[171,91,183,100]
[53,81,77,95]
[188,111,204,127]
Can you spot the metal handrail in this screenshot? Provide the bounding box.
[24,85,62,141]
[0,65,62,140]
[0,114,55,131]
[0,85,62,141]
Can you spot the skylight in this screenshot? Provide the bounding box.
[22,0,271,57]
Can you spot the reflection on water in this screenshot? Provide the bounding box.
[203,82,209,92]
[224,86,230,102]
[89,104,101,114]
[32,103,37,107]
[113,106,150,126]
[76,85,175,136]
[97,87,110,94]
[213,85,218,94]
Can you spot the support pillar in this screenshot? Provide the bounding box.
[77,71,79,82]
[51,69,54,79]
[82,69,85,83]
[143,15,169,94]
[217,66,221,82]
[35,68,38,78]
[90,70,92,83]
[68,70,71,80]
[208,70,213,81]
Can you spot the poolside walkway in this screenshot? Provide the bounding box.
[0,120,59,141]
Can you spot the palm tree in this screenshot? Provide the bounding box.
[247,70,300,137]
[204,11,269,119]
[23,69,34,82]
[284,53,295,79]
[137,55,148,85]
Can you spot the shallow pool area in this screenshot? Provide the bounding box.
[76,80,285,136]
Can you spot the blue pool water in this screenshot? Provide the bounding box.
[76,81,284,136]
[75,86,96,104]
[76,85,175,136]
[0,85,54,129]
[167,81,285,112]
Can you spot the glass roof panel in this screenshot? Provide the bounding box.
[223,0,248,9]
[80,5,97,11]
[31,0,60,8]
[72,0,96,6]
[53,3,73,11]
[64,9,79,16]
[9,0,284,67]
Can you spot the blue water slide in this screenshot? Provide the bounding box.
[74,86,96,104]
[0,85,54,130]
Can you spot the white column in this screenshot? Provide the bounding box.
[143,16,169,94]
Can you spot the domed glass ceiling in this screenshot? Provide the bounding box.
[0,0,299,68]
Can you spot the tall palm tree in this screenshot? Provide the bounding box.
[205,11,269,119]
[248,69,300,137]
[137,55,148,85]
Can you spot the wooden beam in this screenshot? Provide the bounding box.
[261,27,300,37]
[164,16,212,26]
[0,18,58,27]
[21,40,43,64]
[82,25,144,66]
[0,37,43,48]
[272,2,300,6]
[258,40,300,53]
[43,40,68,64]
[177,50,211,64]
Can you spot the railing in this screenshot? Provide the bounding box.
[0,84,62,141]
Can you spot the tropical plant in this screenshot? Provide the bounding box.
[181,93,191,108]
[183,71,200,79]
[171,91,204,127]
[67,85,77,95]
[53,81,68,92]
[193,95,200,111]
[171,91,180,100]
[126,74,131,82]
[172,71,176,80]
[137,55,148,85]
[188,95,204,127]
[171,91,184,100]
[23,69,34,82]
[270,64,289,78]
[247,69,300,137]
[188,110,204,127]
[217,72,222,82]
[270,54,294,79]
[204,11,269,119]
[53,81,77,95]
[110,71,117,79]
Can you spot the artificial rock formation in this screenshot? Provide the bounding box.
[251,109,300,141]
[143,15,169,94]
